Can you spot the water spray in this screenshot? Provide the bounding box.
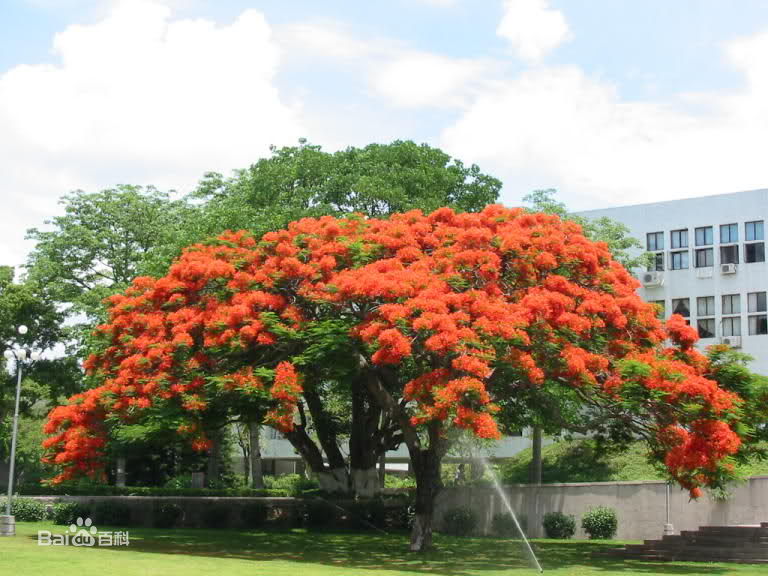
[480,457,544,573]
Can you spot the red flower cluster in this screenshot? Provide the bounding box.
[43,206,744,494]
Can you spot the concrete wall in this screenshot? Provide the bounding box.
[435,476,768,540]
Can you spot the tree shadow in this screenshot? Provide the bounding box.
[26,529,743,575]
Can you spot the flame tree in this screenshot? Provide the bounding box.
[44,205,745,550]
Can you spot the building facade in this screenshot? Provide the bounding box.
[578,188,768,375]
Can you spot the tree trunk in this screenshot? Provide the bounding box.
[249,423,264,489]
[349,378,383,497]
[409,447,442,552]
[529,426,543,485]
[282,417,349,494]
[304,385,350,493]
[378,452,386,488]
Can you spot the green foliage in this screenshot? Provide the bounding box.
[91,500,132,526]
[241,502,270,528]
[491,512,521,538]
[581,506,618,540]
[498,439,665,484]
[18,483,300,498]
[384,475,416,489]
[153,502,183,528]
[263,473,319,496]
[51,501,91,525]
[0,496,48,521]
[200,504,231,529]
[440,506,478,537]
[542,511,576,539]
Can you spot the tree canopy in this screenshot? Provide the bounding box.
[43,205,748,549]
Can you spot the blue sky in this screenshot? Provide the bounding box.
[1,0,768,266]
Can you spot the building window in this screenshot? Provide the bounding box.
[672,298,690,318]
[646,232,664,252]
[720,245,739,264]
[746,220,764,241]
[695,226,713,246]
[697,296,715,317]
[670,251,689,270]
[722,316,741,337]
[671,229,688,249]
[651,300,665,319]
[697,318,715,339]
[721,223,739,244]
[722,294,740,315]
[748,291,767,335]
[648,251,664,272]
[748,292,766,313]
[695,248,713,268]
[745,242,765,263]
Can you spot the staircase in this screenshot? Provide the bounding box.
[603,523,768,564]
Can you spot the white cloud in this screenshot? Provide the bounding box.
[0,0,302,266]
[497,0,571,63]
[440,30,768,208]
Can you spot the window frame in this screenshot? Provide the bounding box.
[695,226,713,246]
[671,229,689,250]
[721,223,739,244]
[670,250,689,270]
[695,247,714,268]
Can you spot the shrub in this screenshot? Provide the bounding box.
[440,506,478,537]
[0,497,47,522]
[91,501,131,526]
[384,475,416,490]
[302,499,338,529]
[241,502,270,528]
[200,504,230,529]
[153,502,183,528]
[491,512,521,538]
[264,474,319,497]
[542,511,576,539]
[52,501,90,525]
[581,506,618,540]
[386,503,415,530]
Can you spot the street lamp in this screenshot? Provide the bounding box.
[1,325,41,537]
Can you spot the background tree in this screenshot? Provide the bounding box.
[43,207,748,552]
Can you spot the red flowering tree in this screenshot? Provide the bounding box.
[44,206,745,550]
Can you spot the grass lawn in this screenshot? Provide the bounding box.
[0,522,765,576]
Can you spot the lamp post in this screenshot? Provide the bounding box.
[1,325,40,537]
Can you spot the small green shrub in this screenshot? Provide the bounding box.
[440,506,478,537]
[241,502,270,528]
[91,501,131,526]
[543,511,576,539]
[581,506,618,540]
[491,512,520,537]
[264,474,319,496]
[384,475,416,490]
[153,502,183,528]
[0,497,47,522]
[51,501,91,525]
[302,499,338,529]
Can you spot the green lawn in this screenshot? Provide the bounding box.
[0,522,764,576]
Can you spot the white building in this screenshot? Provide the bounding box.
[578,188,768,375]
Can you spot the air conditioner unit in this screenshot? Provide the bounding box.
[720,336,742,348]
[641,271,664,287]
[720,263,737,275]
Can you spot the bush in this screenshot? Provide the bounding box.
[52,501,91,525]
[0,497,47,522]
[491,512,521,538]
[91,501,131,526]
[581,506,618,540]
[440,506,478,537]
[153,502,183,528]
[302,499,338,529]
[387,503,415,530]
[543,511,576,539]
[384,475,416,490]
[264,474,319,497]
[241,502,270,528]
